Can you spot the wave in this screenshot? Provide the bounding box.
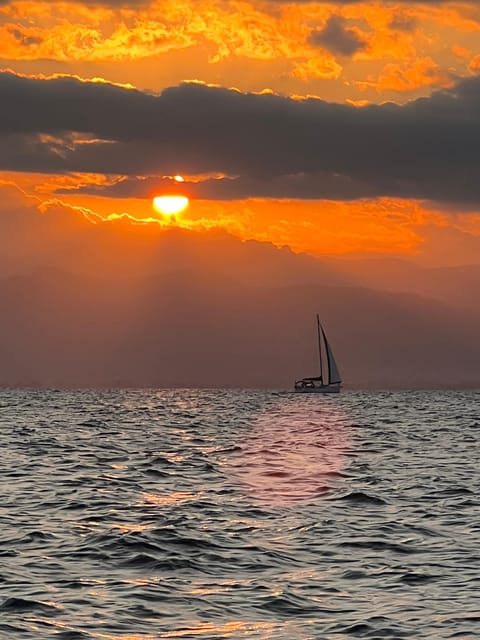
[0,597,58,613]
[333,490,387,505]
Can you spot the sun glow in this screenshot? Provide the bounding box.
[152,195,189,216]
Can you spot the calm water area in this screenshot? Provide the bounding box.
[1,389,479,639]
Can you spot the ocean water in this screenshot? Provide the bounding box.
[0,389,479,640]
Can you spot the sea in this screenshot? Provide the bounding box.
[0,389,479,640]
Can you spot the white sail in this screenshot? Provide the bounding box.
[322,329,341,384]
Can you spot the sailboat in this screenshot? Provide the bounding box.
[294,315,342,393]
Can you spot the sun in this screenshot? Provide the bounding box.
[152,195,189,216]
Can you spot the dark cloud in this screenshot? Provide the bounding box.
[309,16,366,57]
[8,28,43,46]
[389,15,417,32]
[2,70,480,207]
[58,172,380,201]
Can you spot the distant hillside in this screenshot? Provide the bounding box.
[332,257,480,313]
[3,221,479,312]
[0,268,478,389]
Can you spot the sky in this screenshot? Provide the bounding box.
[1,0,480,259]
[1,0,480,387]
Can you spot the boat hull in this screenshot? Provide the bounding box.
[294,383,341,394]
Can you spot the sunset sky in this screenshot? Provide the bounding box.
[1,0,480,261]
[1,1,480,388]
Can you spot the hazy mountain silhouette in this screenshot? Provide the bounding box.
[3,217,478,312]
[1,265,478,389]
[333,257,480,313]
[1,215,479,388]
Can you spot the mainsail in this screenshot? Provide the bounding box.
[322,327,341,385]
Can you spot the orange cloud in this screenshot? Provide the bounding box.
[2,175,480,273]
[452,45,471,60]
[0,0,476,103]
[357,57,455,93]
[0,0,312,64]
[469,53,480,73]
[28,192,441,257]
[450,212,480,236]
[291,56,342,81]
[0,17,192,62]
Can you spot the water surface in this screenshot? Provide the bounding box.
[1,389,479,639]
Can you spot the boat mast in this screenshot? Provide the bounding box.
[316,314,323,382]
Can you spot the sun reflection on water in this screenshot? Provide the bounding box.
[160,620,292,637]
[226,398,350,506]
[111,522,152,534]
[58,622,296,640]
[141,491,195,506]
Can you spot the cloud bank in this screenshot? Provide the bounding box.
[1,70,480,207]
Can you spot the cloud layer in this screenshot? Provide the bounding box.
[2,70,480,207]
